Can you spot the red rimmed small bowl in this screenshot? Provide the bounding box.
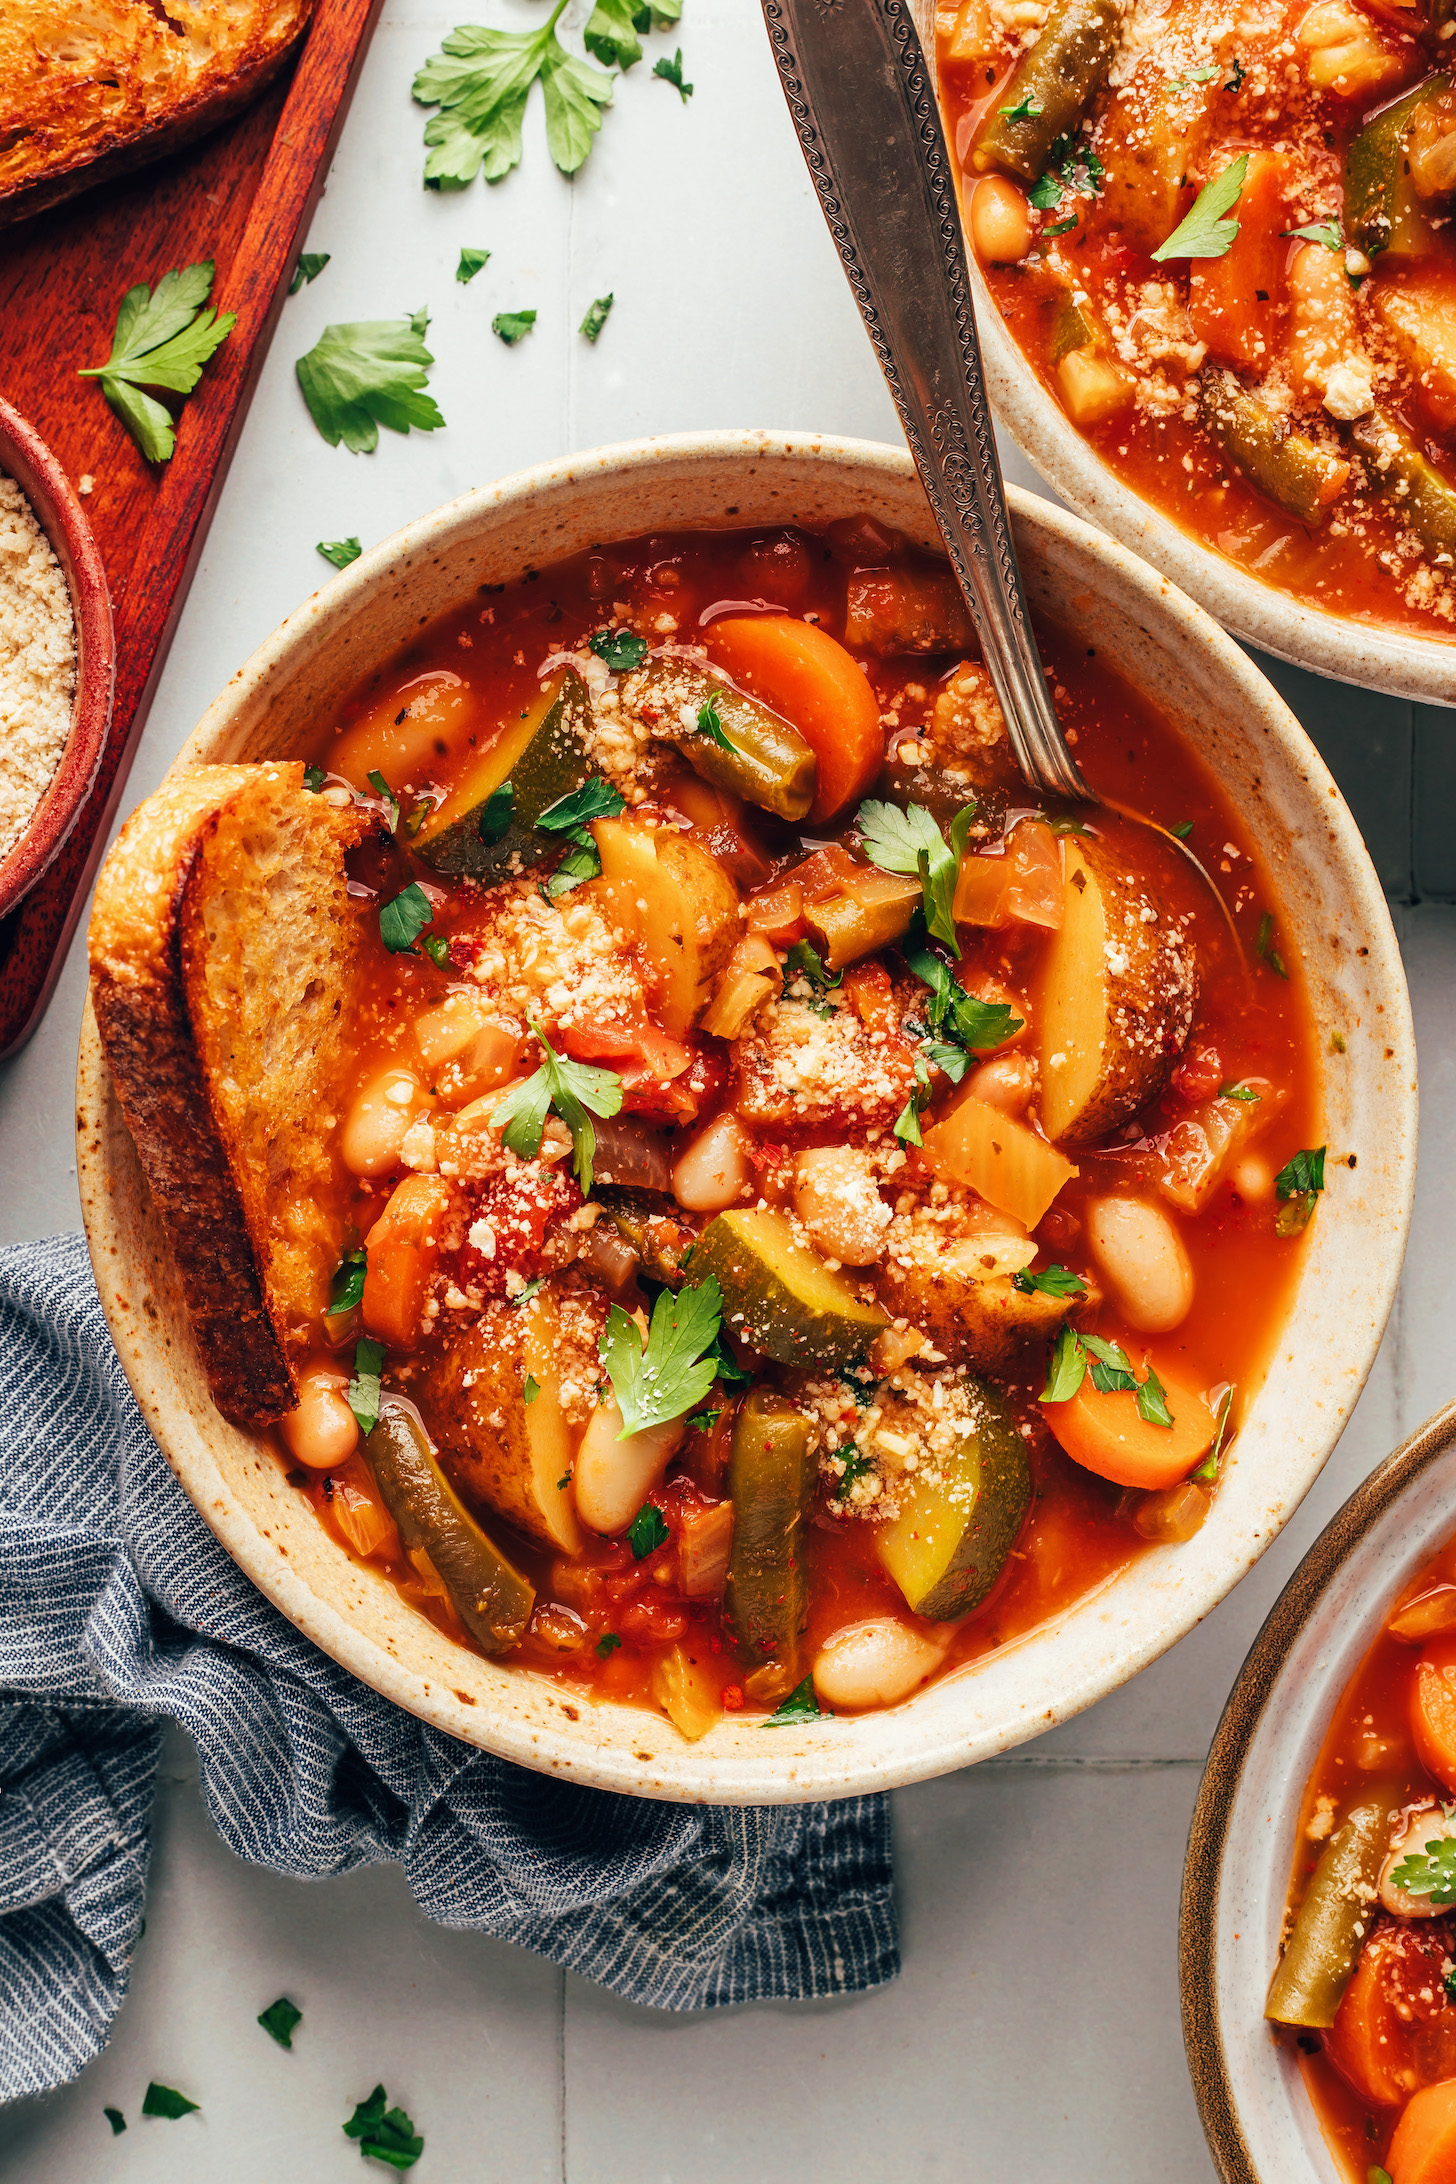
[0,397,114,922]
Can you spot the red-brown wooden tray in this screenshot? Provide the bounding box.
[0,0,384,1058]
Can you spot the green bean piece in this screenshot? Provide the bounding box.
[805,870,923,970]
[970,0,1122,182]
[1345,74,1449,257]
[1200,370,1349,527]
[1351,410,1456,561]
[1050,296,1099,364]
[873,755,1008,837]
[625,657,816,822]
[366,1398,535,1653]
[1265,1785,1402,2029]
[723,1387,815,1702]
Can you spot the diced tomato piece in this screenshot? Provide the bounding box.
[441,1162,580,1302]
[1172,1044,1224,1103]
[620,1041,727,1123]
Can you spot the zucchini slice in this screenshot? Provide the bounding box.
[414,666,593,879]
[366,1398,535,1652]
[690,1207,888,1368]
[876,1379,1031,1620]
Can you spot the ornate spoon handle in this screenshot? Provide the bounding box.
[761,0,1089,802]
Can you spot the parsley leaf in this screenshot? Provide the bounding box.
[1192,1385,1235,1481]
[258,1996,302,2049]
[1028,172,1063,211]
[343,2084,424,2170]
[586,0,649,68]
[1171,819,1194,840]
[763,1675,830,1725]
[1084,1330,1138,1394]
[1000,94,1044,119]
[537,776,626,832]
[104,2108,127,2134]
[1029,132,1104,213]
[1284,219,1343,251]
[602,1279,723,1434]
[303,765,327,792]
[348,1339,386,1436]
[590,627,648,672]
[1170,63,1219,85]
[654,46,692,100]
[545,833,602,898]
[327,1247,368,1316]
[290,252,331,293]
[627,1502,671,1559]
[1390,1830,1456,1907]
[902,939,1022,1052]
[413,4,614,189]
[477,780,515,844]
[379,882,434,955]
[921,1038,969,1083]
[709,1325,754,1390]
[457,246,491,283]
[318,536,362,569]
[493,309,537,346]
[695,687,737,751]
[894,1055,934,1146]
[1256,910,1290,979]
[491,1019,623,1191]
[832,1447,876,1503]
[1040,1327,1170,1419]
[1136,1364,1175,1428]
[142,2084,199,2120]
[514,1277,544,1309]
[1011,1263,1087,1298]
[596,1631,622,1656]
[857,799,977,955]
[79,260,236,464]
[367,769,400,833]
[784,938,839,992]
[524,1374,540,1404]
[1042,215,1079,239]
[1152,154,1248,262]
[420,935,451,969]
[580,293,614,342]
[296,318,444,452]
[1276,1146,1327,1198]
[1220,1083,1261,1102]
[1226,56,1247,89]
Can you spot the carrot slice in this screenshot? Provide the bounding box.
[1413,1630,1456,1796]
[706,615,882,824]
[1326,1925,1424,2108]
[1389,2078,1456,2184]
[1043,1363,1215,1490]
[1188,147,1286,372]
[362,1174,452,1350]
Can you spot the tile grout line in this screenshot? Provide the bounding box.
[559,1967,568,2184]
[970,1754,1203,1773]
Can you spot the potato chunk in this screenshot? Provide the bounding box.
[430,1286,587,1552]
[589,819,740,1037]
[1035,838,1198,1147]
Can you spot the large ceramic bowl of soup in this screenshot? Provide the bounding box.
[1181,1401,1456,2184]
[916,0,1456,702]
[75,430,1415,1802]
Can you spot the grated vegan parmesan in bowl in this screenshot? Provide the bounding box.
[0,471,76,867]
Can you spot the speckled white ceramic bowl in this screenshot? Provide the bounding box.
[76,430,1416,1803]
[908,0,1456,705]
[1181,1401,1456,2183]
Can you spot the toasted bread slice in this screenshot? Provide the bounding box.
[89,762,366,1427]
[0,0,311,228]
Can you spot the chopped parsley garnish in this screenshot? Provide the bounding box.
[296,317,444,452]
[654,46,692,100]
[763,1675,830,1726]
[1256,910,1289,979]
[784,938,840,993]
[1000,93,1043,120]
[1041,215,1078,239]
[1226,55,1247,90]
[258,1996,302,2048]
[589,627,649,672]
[379,882,435,955]
[318,536,362,569]
[902,938,1022,1053]
[303,765,327,792]
[695,687,737,750]
[1152,154,1248,262]
[104,2107,127,2134]
[546,836,602,898]
[1220,1083,1260,1102]
[493,310,537,346]
[290,251,332,293]
[920,1038,969,1084]
[477,779,515,844]
[1028,133,1104,211]
[327,1247,368,1316]
[1136,1363,1175,1429]
[1275,1145,1326,1235]
[833,1447,876,1502]
[1171,819,1194,840]
[524,1374,540,1404]
[1039,1327,1174,1425]
[348,1339,386,1436]
[1284,219,1343,252]
[1011,1263,1087,1298]
[142,2083,199,2120]
[343,2084,424,2170]
[1041,1328,1090,1407]
[1170,63,1219,85]
[1083,1331,1138,1393]
[627,1503,671,1560]
[491,1019,623,1192]
[420,934,451,969]
[596,1631,622,1657]
[456,246,491,283]
[367,769,400,832]
[513,1276,545,1309]
[413,3,614,187]
[537,775,626,831]
[893,1055,934,1147]
[79,259,236,464]
[687,1406,722,1431]
[708,1325,754,1391]
[856,798,978,956]
[580,293,614,342]
[1192,1385,1235,1481]
[602,1279,723,1434]
[1389,1826,1456,1906]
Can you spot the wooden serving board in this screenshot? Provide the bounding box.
[0,0,384,1058]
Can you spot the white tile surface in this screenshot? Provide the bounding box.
[0,3,1447,2178]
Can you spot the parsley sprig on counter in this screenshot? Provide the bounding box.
[587,0,683,70]
[413,2,613,187]
[258,1996,303,2049]
[1152,154,1248,262]
[601,1278,724,1435]
[142,2083,199,2120]
[80,260,236,464]
[318,536,363,569]
[296,316,445,452]
[491,1020,622,1191]
[343,2084,424,2170]
[857,798,979,955]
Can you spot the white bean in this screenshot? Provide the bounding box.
[966,1051,1035,1116]
[1084,1195,1195,1333]
[672,1111,751,1213]
[1232,1153,1275,1204]
[280,1365,359,1469]
[793,1146,892,1266]
[341,1065,429,1177]
[573,1395,685,1535]
[1380,1806,1451,1917]
[813,1618,951,1710]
